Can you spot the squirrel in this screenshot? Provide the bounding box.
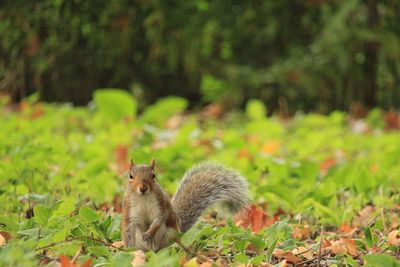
[122,158,249,251]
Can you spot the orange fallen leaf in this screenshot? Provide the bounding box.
[320,157,336,174]
[0,231,11,242]
[238,148,252,160]
[132,250,146,267]
[273,249,301,264]
[60,255,92,267]
[0,234,5,247]
[202,103,224,119]
[293,225,311,240]
[326,238,358,257]
[235,205,273,233]
[29,104,45,120]
[111,241,124,248]
[115,144,129,173]
[339,222,357,235]
[326,240,347,255]
[388,230,400,246]
[341,238,358,257]
[261,141,280,155]
[384,111,400,131]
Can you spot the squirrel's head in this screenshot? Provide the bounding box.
[128,158,156,195]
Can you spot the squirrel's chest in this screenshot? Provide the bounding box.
[130,194,161,225]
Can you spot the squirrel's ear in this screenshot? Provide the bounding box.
[150,157,155,170]
[130,159,135,168]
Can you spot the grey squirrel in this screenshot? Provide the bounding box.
[122,158,249,251]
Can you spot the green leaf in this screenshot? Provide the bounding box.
[266,238,278,263]
[364,227,373,247]
[0,215,19,232]
[53,199,76,216]
[181,226,202,247]
[246,99,267,121]
[93,89,137,120]
[140,96,188,126]
[363,253,400,267]
[88,246,112,258]
[109,252,133,267]
[33,205,52,226]
[78,207,99,223]
[235,252,249,264]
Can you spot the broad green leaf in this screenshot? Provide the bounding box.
[93,89,137,120]
[88,246,112,258]
[246,99,267,121]
[363,253,400,267]
[140,96,188,126]
[78,207,99,223]
[235,252,249,264]
[33,205,52,226]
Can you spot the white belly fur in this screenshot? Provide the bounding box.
[129,193,175,251]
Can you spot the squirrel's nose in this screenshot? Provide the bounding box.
[140,187,147,194]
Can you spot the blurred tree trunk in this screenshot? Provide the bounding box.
[363,0,379,108]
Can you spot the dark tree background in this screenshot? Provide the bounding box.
[0,0,399,113]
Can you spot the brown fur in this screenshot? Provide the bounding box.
[122,159,248,251]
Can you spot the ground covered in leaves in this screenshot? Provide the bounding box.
[0,91,400,267]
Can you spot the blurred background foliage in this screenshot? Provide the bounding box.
[0,0,399,113]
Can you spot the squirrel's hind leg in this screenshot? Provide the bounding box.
[150,225,178,251]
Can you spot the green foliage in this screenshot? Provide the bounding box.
[94,89,137,120]
[246,99,267,121]
[363,254,400,267]
[0,98,400,265]
[140,96,188,126]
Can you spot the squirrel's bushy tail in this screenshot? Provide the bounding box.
[172,163,249,232]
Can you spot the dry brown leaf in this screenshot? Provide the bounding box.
[320,157,336,174]
[115,144,129,173]
[326,238,358,257]
[326,240,347,255]
[353,205,376,227]
[388,230,400,246]
[238,148,252,160]
[59,255,92,267]
[273,249,301,264]
[199,261,213,267]
[0,234,5,247]
[293,225,311,240]
[235,205,273,233]
[341,238,358,257]
[339,222,357,236]
[277,259,288,267]
[132,250,146,267]
[292,246,314,260]
[322,238,332,248]
[0,231,11,242]
[111,241,124,248]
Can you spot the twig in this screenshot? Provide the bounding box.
[34,236,127,252]
[293,246,313,257]
[174,237,194,258]
[36,253,58,263]
[72,245,83,263]
[297,252,330,266]
[34,237,75,251]
[317,226,324,267]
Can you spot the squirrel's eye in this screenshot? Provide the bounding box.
[129,174,133,179]
[152,173,156,179]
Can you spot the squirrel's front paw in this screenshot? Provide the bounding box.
[142,232,152,242]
